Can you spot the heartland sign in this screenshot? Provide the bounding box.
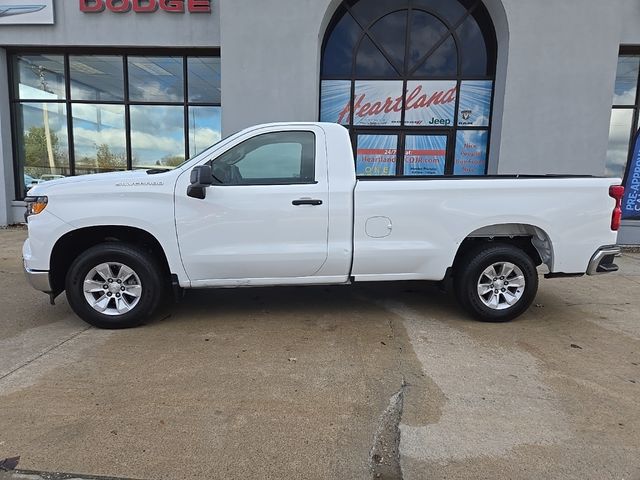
[79,0,211,13]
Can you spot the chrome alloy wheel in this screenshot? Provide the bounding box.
[476,262,526,310]
[83,262,142,316]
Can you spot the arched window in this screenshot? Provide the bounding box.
[320,0,497,177]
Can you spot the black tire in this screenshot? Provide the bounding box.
[454,243,539,323]
[65,243,164,329]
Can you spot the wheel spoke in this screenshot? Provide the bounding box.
[124,284,142,298]
[93,294,111,313]
[94,263,113,281]
[508,275,526,288]
[84,279,105,294]
[478,284,493,296]
[116,296,130,314]
[501,263,515,279]
[484,265,498,279]
[503,290,519,306]
[488,292,500,309]
[117,265,135,282]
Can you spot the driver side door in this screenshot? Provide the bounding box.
[174,127,329,285]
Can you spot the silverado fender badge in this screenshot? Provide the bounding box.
[116,181,165,187]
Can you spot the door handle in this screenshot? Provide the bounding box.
[292,199,323,206]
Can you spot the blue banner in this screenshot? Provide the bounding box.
[622,129,640,220]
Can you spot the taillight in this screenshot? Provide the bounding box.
[609,185,624,231]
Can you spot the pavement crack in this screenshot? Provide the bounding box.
[370,381,406,480]
[0,326,92,383]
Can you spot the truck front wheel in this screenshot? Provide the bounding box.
[65,243,163,329]
[454,244,539,322]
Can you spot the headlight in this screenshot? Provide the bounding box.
[25,196,48,220]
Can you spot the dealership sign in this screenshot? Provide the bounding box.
[0,0,54,24]
[80,0,211,13]
[622,129,640,220]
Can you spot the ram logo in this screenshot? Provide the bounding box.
[0,4,45,17]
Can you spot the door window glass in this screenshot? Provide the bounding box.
[212,132,316,184]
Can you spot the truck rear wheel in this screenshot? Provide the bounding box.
[65,243,163,329]
[454,243,539,322]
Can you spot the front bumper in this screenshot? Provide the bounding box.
[586,246,621,276]
[24,264,52,293]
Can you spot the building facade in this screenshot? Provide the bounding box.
[1,0,640,243]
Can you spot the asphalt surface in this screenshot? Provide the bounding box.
[1,226,639,480]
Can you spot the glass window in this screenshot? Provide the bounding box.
[413,36,458,77]
[128,56,184,102]
[188,106,222,158]
[322,7,363,77]
[457,16,489,76]
[368,11,408,73]
[355,36,398,77]
[72,104,127,175]
[405,80,457,126]
[320,80,352,125]
[320,0,497,177]
[458,81,493,127]
[404,135,447,176]
[188,57,221,103]
[613,57,639,106]
[11,52,221,198]
[353,80,403,126]
[408,12,450,71]
[70,55,124,102]
[16,102,70,183]
[605,109,634,179]
[454,130,488,175]
[14,54,66,100]
[130,105,186,169]
[211,132,316,184]
[356,134,398,176]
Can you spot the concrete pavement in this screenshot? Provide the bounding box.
[0,226,639,480]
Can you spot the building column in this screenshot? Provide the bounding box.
[0,48,16,226]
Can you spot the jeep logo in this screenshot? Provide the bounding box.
[79,0,211,13]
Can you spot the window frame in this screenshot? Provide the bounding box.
[616,48,640,177]
[8,46,221,199]
[206,131,318,186]
[319,0,497,179]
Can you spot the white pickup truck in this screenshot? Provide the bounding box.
[23,122,624,328]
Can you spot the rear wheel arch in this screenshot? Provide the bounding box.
[50,226,171,296]
[452,223,554,272]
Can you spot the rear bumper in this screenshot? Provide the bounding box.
[24,264,52,293]
[586,246,621,276]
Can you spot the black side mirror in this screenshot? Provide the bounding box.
[187,165,214,199]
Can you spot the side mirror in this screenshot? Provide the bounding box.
[187,165,214,199]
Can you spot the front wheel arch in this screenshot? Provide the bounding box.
[50,226,171,297]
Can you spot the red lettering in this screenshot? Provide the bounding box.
[382,97,394,114]
[80,0,105,12]
[359,102,372,117]
[159,0,184,12]
[188,0,211,12]
[106,0,131,12]
[405,85,422,110]
[132,0,158,12]
[82,0,210,13]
